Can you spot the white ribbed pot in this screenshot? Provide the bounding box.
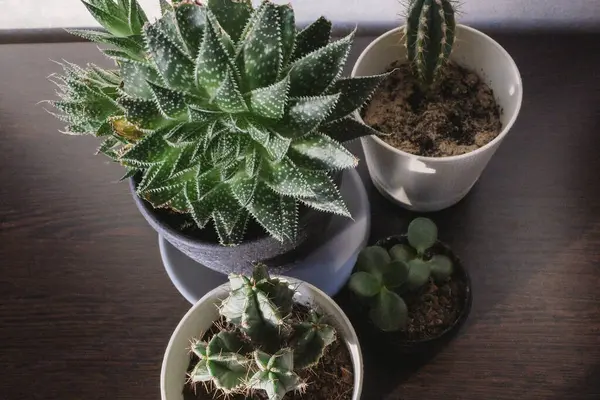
[353,25,523,211]
[160,277,363,400]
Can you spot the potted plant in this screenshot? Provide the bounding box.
[340,217,472,353]
[45,0,386,274]
[352,0,523,211]
[161,264,362,400]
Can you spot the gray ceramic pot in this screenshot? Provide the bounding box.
[129,179,335,275]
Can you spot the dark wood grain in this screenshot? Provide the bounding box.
[1,32,599,400]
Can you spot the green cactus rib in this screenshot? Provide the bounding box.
[48,0,390,245]
[405,0,456,86]
[190,265,336,399]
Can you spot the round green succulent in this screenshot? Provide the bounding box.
[47,0,388,245]
[348,218,453,332]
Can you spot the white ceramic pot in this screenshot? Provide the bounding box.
[160,277,363,400]
[353,25,523,211]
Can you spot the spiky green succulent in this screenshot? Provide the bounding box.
[190,264,337,399]
[405,0,456,86]
[47,0,387,245]
[348,217,453,332]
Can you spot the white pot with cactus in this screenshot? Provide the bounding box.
[46,0,386,275]
[353,0,523,212]
[161,265,363,400]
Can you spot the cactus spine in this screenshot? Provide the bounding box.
[405,0,456,86]
[191,265,337,399]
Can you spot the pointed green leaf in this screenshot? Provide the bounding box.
[156,10,187,50]
[188,106,221,123]
[144,23,196,92]
[81,1,131,37]
[290,133,357,171]
[117,95,164,129]
[248,181,297,242]
[254,350,271,371]
[119,59,161,99]
[369,288,408,332]
[90,65,121,85]
[320,116,380,143]
[288,31,353,97]
[195,14,231,97]
[298,169,349,217]
[97,136,120,159]
[241,2,282,90]
[136,151,179,193]
[208,0,252,43]
[281,94,339,137]
[147,81,187,119]
[66,29,144,58]
[291,16,332,62]
[159,0,172,15]
[261,157,314,198]
[144,183,185,207]
[265,131,291,161]
[277,4,295,69]
[119,129,167,165]
[174,2,206,57]
[127,0,146,35]
[325,72,391,121]
[246,122,269,147]
[214,208,250,245]
[184,177,213,228]
[248,76,289,119]
[229,175,257,207]
[212,68,248,113]
[245,147,259,177]
[101,48,139,62]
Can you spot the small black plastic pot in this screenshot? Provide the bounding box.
[129,178,334,275]
[336,235,473,355]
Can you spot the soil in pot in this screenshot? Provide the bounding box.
[362,61,502,157]
[182,305,354,400]
[398,273,466,340]
[337,237,471,351]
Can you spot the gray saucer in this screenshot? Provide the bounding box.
[159,169,371,304]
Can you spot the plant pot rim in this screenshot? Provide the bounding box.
[352,24,523,163]
[160,276,363,400]
[373,234,473,347]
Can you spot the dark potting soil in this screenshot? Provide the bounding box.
[402,274,466,340]
[363,61,502,157]
[182,307,354,400]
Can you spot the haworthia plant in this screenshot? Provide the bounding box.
[47,0,389,245]
[404,0,456,86]
[347,217,453,332]
[191,264,336,399]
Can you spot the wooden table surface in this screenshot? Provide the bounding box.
[1,32,599,400]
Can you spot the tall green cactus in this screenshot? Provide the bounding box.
[191,264,337,399]
[405,0,456,86]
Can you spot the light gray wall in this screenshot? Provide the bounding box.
[0,0,598,31]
